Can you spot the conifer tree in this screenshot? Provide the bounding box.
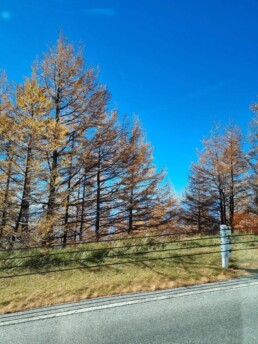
[150,183,180,231]
[0,72,15,240]
[199,129,228,224]
[79,112,125,240]
[186,125,247,227]
[36,35,108,232]
[248,110,258,214]
[12,78,52,237]
[182,163,214,230]
[118,119,165,233]
[222,124,248,226]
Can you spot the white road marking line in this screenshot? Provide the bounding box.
[1,280,258,327]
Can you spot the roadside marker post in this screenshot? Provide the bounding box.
[220,225,232,268]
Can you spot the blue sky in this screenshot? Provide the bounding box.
[1,0,258,194]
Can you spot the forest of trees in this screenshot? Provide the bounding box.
[0,36,179,247]
[182,118,258,231]
[0,36,257,248]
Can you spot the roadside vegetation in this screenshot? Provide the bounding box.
[0,35,257,251]
[0,34,257,315]
[0,231,257,314]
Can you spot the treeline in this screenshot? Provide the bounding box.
[182,115,258,231]
[0,36,179,247]
[0,36,257,248]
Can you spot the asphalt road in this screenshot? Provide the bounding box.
[1,275,258,344]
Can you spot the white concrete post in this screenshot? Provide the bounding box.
[220,225,232,268]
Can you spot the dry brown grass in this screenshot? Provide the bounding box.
[0,235,257,314]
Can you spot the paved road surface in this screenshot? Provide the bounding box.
[1,275,258,344]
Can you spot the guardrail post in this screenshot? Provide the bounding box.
[220,225,232,268]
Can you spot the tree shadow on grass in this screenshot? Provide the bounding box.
[139,261,172,277]
[231,267,258,275]
[15,247,110,272]
[22,254,65,270]
[136,256,196,277]
[178,260,222,271]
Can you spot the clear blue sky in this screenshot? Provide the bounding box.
[1,0,258,194]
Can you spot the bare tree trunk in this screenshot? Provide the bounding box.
[128,186,133,233]
[80,174,86,240]
[95,150,101,241]
[47,96,60,220]
[219,187,227,225]
[0,145,13,238]
[197,206,201,231]
[75,182,80,239]
[79,174,86,240]
[197,188,201,231]
[63,177,71,247]
[15,139,32,234]
[63,134,75,247]
[47,150,58,217]
[229,162,234,229]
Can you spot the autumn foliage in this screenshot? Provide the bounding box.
[0,35,257,248]
[0,36,179,247]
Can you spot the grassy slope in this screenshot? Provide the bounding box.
[0,234,257,314]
